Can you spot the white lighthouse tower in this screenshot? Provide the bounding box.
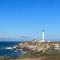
[42,30,45,42]
[38,30,45,42]
[42,30,45,41]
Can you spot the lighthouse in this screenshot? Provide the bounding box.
[38,30,45,42]
[41,30,45,42]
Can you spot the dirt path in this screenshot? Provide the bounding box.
[9,57,55,60]
[9,56,60,60]
[18,57,48,60]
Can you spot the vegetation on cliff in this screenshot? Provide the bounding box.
[18,46,60,59]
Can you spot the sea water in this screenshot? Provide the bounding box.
[0,41,22,58]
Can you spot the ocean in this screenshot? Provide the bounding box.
[0,41,23,58]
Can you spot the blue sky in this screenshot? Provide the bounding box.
[0,0,60,40]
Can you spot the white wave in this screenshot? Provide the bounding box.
[5,47,12,50]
